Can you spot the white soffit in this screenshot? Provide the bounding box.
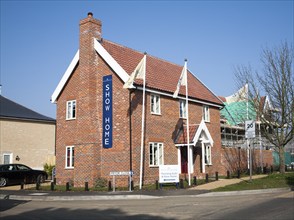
[51,39,130,104]
[51,50,79,103]
[94,39,129,83]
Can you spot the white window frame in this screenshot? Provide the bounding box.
[203,105,210,122]
[179,100,187,118]
[149,142,164,167]
[66,100,76,120]
[204,145,212,165]
[65,146,74,169]
[3,153,13,164]
[150,94,161,115]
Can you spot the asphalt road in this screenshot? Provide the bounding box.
[0,191,293,219]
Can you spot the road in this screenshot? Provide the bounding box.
[0,191,293,219]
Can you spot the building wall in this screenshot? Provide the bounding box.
[55,52,132,187]
[0,119,56,170]
[221,147,273,174]
[56,67,223,187]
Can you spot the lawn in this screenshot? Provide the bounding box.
[212,172,294,192]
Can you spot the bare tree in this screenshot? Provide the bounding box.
[235,42,293,173]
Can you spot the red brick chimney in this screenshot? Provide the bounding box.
[79,12,102,70]
[80,12,102,41]
[73,13,102,186]
[77,12,102,142]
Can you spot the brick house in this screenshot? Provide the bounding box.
[51,13,224,187]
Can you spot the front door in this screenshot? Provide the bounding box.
[181,147,188,173]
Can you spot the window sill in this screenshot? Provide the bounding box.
[149,165,160,168]
[66,118,76,121]
[151,113,161,116]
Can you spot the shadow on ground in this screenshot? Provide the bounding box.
[0,199,176,220]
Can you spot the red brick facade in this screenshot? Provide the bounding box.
[54,13,225,187]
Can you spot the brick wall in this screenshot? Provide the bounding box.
[220,147,273,175]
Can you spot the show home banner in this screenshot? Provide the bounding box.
[103,75,113,148]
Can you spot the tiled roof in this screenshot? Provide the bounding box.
[175,124,199,144]
[102,40,223,106]
[0,95,55,122]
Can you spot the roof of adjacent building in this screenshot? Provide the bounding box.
[220,101,256,126]
[0,95,55,123]
[102,40,223,106]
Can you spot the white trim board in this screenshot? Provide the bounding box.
[51,50,79,103]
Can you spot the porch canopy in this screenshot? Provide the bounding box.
[175,119,214,146]
[174,119,214,173]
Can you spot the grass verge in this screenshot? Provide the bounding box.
[212,172,294,192]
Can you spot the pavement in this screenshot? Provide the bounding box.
[0,174,292,201]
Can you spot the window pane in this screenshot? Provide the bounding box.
[159,144,163,165]
[67,102,72,118]
[180,101,186,118]
[67,148,70,167]
[154,143,158,165]
[72,101,76,118]
[149,143,153,165]
[3,155,10,164]
[155,96,159,113]
[151,96,154,113]
[72,147,74,167]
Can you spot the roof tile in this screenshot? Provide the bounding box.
[102,40,223,105]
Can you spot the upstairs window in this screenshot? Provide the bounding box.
[66,100,76,120]
[151,94,161,115]
[65,146,74,168]
[179,100,187,118]
[203,105,210,122]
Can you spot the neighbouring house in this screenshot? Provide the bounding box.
[218,85,274,173]
[51,13,225,188]
[0,95,56,170]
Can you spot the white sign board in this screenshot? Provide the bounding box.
[245,120,255,139]
[110,171,133,176]
[159,165,180,183]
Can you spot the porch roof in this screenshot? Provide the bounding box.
[175,119,214,146]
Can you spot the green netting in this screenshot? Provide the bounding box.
[272,151,293,166]
[273,151,279,166]
[221,101,256,126]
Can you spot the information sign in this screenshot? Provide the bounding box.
[159,165,180,183]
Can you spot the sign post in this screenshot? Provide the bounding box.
[245,120,255,182]
[110,171,134,192]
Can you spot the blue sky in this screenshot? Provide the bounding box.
[1,0,293,118]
